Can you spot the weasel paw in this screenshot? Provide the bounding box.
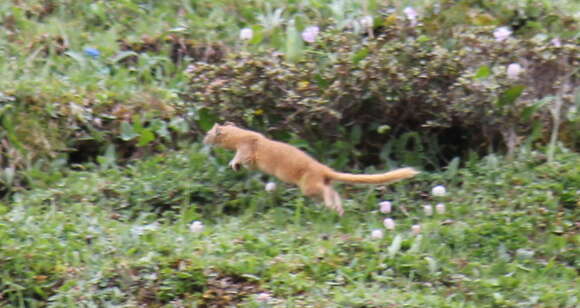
[229,161,240,171]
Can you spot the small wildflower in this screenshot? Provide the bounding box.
[265,182,277,192]
[493,26,512,42]
[379,201,392,214]
[240,28,253,40]
[436,203,446,214]
[403,7,418,26]
[423,204,433,216]
[189,221,204,233]
[432,185,447,197]
[551,38,562,47]
[301,26,319,43]
[255,292,272,303]
[371,229,384,239]
[184,64,196,74]
[383,218,396,230]
[506,63,523,80]
[411,224,421,235]
[84,47,100,59]
[360,16,374,28]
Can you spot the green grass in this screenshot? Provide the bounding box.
[0,1,578,306]
[1,145,578,307]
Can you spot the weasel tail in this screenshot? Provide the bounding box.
[326,167,419,184]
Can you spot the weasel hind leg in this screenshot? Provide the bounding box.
[300,181,343,216]
[324,186,343,216]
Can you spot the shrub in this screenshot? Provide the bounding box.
[186,4,578,166]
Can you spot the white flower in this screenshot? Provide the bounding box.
[403,7,418,26]
[436,203,446,214]
[189,221,204,233]
[371,229,384,239]
[551,38,562,47]
[240,28,253,40]
[301,26,319,43]
[360,16,374,28]
[379,201,392,214]
[255,292,272,303]
[506,63,523,80]
[493,27,512,42]
[265,182,277,192]
[423,204,433,216]
[432,185,447,197]
[383,218,396,230]
[411,224,421,235]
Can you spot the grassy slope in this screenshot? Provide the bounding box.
[1,1,578,307]
[1,145,578,307]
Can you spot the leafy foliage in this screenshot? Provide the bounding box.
[187,16,578,166]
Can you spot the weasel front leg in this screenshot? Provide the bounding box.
[229,141,255,171]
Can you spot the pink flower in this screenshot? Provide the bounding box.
[255,292,272,303]
[184,64,196,74]
[360,16,373,28]
[301,26,319,43]
[403,7,418,26]
[240,28,253,40]
[411,224,421,235]
[371,229,384,239]
[506,63,523,80]
[383,218,396,230]
[379,201,392,214]
[551,38,562,47]
[436,203,446,214]
[493,27,512,42]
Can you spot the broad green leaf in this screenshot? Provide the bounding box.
[111,51,139,64]
[131,114,144,132]
[249,26,264,45]
[137,128,155,147]
[65,51,86,66]
[151,119,170,139]
[497,85,525,107]
[388,235,403,258]
[417,35,430,43]
[314,74,330,88]
[97,144,117,170]
[350,125,362,144]
[352,48,369,64]
[169,117,190,133]
[120,121,138,141]
[285,19,303,63]
[197,108,218,131]
[426,256,439,274]
[446,157,460,179]
[474,65,491,79]
[521,96,551,121]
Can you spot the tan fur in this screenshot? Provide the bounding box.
[204,123,419,215]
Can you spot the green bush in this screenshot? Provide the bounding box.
[186,17,578,165]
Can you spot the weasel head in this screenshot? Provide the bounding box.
[203,122,237,145]
[203,123,222,145]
